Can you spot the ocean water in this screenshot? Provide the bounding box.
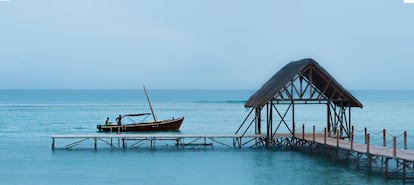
[0,89,413,185]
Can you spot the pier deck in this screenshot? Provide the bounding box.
[51,133,292,150]
[51,132,414,162]
[301,134,414,162]
[51,130,414,183]
[295,130,414,183]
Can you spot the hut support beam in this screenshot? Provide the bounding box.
[266,102,273,148]
[255,108,261,135]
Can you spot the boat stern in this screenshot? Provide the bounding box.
[96,124,103,132]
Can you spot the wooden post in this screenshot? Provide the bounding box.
[312,125,315,143]
[309,67,313,98]
[404,131,407,150]
[150,138,153,148]
[266,103,273,148]
[367,133,371,174]
[255,108,262,135]
[94,137,97,150]
[118,137,120,148]
[292,121,296,138]
[51,138,55,150]
[336,128,339,149]
[266,103,269,147]
[380,129,385,166]
[351,126,354,151]
[302,124,305,140]
[327,103,331,137]
[270,102,273,147]
[176,138,180,147]
[239,137,242,149]
[393,136,397,158]
[403,160,407,184]
[336,126,340,161]
[366,133,370,154]
[348,103,351,139]
[324,128,327,145]
[292,102,295,137]
[364,127,367,144]
[385,158,389,179]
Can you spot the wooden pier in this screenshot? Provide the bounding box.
[50,59,414,183]
[51,125,414,182]
[232,59,414,182]
[51,133,295,150]
[292,125,414,183]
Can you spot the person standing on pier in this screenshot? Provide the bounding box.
[105,117,110,126]
[116,115,122,125]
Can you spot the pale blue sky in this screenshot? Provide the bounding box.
[0,0,413,89]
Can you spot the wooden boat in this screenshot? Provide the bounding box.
[96,86,184,132]
[96,116,184,132]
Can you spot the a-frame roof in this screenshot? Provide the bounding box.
[245,58,363,108]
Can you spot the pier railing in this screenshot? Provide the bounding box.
[292,124,412,150]
[291,124,414,183]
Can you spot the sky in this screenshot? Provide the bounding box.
[0,0,413,90]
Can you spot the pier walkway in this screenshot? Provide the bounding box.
[51,125,414,183]
[50,131,414,162]
[51,133,287,150]
[300,133,414,162]
[291,125,414,183]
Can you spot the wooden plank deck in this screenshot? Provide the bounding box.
[51,132,414,183]
[300,134,414,162]
[50,133,293,150]
[51,133,414,163]
[51,133,293,139]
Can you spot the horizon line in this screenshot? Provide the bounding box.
[1,88,414,91]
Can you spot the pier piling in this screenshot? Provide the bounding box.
[404,131,407,150]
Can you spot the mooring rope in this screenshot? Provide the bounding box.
[397,140,405,146]
[371,137,384,142]
[389,133,404,138]
[354,127,366,132]
[386,139,394,146]
[370,130,384,135]
[354,134,366,140]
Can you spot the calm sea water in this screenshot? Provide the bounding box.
[0,89,413,185]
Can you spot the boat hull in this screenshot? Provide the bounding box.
[96,117,184,132]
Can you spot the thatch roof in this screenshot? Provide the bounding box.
[245,58,362,108]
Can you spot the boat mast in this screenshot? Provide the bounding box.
[143,85,157,122]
